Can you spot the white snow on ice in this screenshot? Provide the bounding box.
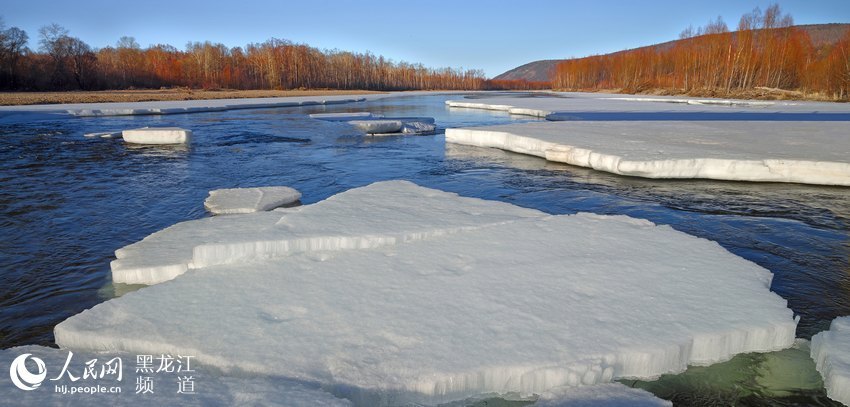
[122,127,192,144]
[811,316,850,406]
[110,181,544,285]
[532,383,671,407]
[0,346,350,406]
[203,186,302,215]
[58,181,796,405]
[444,94,850,186]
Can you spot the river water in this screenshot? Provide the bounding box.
[1,93,847,405]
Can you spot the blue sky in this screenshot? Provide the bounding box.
[2,0,849,77]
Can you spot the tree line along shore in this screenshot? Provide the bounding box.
[0,20,501,94]
[1,4,848,103]
[552,5,850,101]
[0,89,385,106]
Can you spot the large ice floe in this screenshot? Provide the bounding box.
[446,121,850,186]
[57,181,796,405]
[811,316,850,406]
[203,186,302,215]
[445,94,850,186]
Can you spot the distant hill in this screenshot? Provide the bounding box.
[494,23,850,82]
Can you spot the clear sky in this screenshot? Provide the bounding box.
[2,0,849,77]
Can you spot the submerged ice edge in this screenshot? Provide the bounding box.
[445,128,850,186]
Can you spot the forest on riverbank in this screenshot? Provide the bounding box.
[552,5,850,100]
[0,18,501,92]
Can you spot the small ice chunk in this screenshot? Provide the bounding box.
[348,119,404,134]
[811,316,850,406]
[122,127,191,144]
[310,113,435,135]
[0,345,351,406]
[204,186,301,215]
[84,131,121,138]
[533,383,671,407]
[310,112,378,121]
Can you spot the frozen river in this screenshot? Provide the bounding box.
[1,93,848,405]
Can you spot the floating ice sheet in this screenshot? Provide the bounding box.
[122,127,192,144]
[444,94,850,185]
[811,316,850,406]
[59,182,796,405]
[532,383,671,407]
[0,346,350,406]
[204,186,302,215]
[111,181,544,285]
[446,121,850,186]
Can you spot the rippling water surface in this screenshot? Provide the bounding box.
[1,93,848,405]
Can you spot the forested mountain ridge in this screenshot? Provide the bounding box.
[495,23,850,84]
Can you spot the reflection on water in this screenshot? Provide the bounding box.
[1,94,849,406]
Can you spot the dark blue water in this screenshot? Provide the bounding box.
[1,94,848,405]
